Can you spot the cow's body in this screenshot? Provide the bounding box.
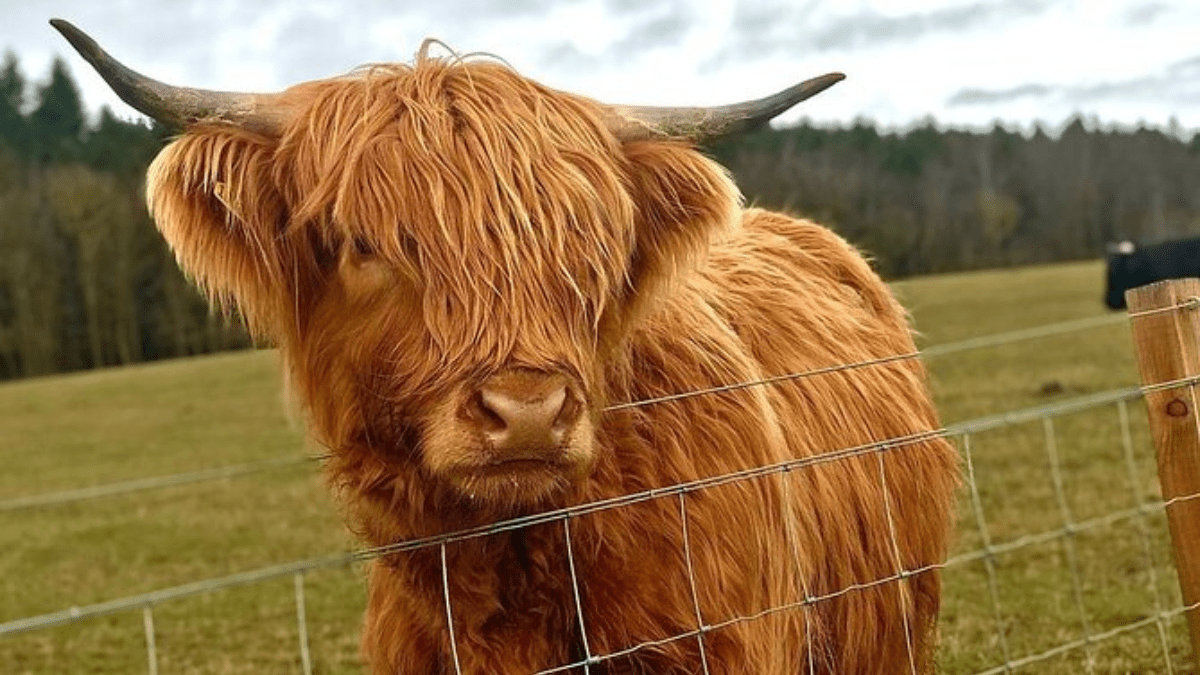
[333,208,956,675]
[56,24,959,675]
[1105,237,1200,309]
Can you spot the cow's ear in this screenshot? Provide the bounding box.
[147,127,289,337]
[620,140,740,309]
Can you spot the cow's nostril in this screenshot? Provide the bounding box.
[553,389,582,431]
[467,373,580,459]
[465,390,508,433]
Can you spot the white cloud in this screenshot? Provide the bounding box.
[5,0,1198,132]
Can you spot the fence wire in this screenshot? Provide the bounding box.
[1118,398,1177,674]
[3,307,1197,674]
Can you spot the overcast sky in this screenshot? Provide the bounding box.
[3,0,1198,134]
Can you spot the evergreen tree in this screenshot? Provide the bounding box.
[0,51,27,157]
[84,106,163,175]
[30,56,86,163]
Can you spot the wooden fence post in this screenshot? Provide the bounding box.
[1126,278,1200,659]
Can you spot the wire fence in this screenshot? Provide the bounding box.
[2,307,1197,674]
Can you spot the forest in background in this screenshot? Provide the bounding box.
[711,115,1200,277]
[0,54,248,381]
[3,53,1200,380]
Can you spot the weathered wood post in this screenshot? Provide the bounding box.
[1126,278,1200,659]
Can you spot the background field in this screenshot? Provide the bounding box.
[1,259,1194,674]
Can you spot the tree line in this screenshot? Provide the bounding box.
[2,53,1199,380]
[711,116,1200,277]
[0,53,248,381]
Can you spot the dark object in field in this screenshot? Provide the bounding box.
[1038,380,1066,396]
[55,18,959,675]
[1105,237,1200,310]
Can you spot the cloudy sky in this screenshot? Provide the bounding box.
[3,0,1198,133]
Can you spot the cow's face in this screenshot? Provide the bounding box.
[146,61,738,511]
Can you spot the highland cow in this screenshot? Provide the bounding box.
[56,19,959,675]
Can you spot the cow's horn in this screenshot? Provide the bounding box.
[603,72,845,143]
[50,19,288,136]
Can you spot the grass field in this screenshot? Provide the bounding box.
[1,259,1195,674]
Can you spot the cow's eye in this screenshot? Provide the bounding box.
[352,236,376,257]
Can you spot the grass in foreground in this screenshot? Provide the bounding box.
[0,259,1194,673]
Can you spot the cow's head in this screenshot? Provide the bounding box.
[1104,240,1138,310]
[55,20,842,512]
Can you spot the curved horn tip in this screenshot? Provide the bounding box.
[48,18,286,135]
[49,19,94,54]
[805,72,847,95]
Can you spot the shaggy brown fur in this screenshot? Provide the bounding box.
[146,53,959,675]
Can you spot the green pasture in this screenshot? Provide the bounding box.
[0,259,1193,673]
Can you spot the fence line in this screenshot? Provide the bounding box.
[969,601,1200,675]
[0,455,317,512]
[876,448,921,675]
[1118,398,1177,674]
[6,390,1196,671]
[919,312,1128,358]
[7,432,938,637]
[604,349,925,411]
[1127,295,1200,319]
[0,553,356,637]
[1,469,1193,672]
[944,490,1197,571]
[440,543,465,675]
[960,433,1012,667]
[6,307,1189,673]
[1043,417,1097,672]
[0,389,1171,637]
[1,313,1135,513]
[562,515,599,674]
[293,572,313,675]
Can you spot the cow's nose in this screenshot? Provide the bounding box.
[464,372,582,460]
